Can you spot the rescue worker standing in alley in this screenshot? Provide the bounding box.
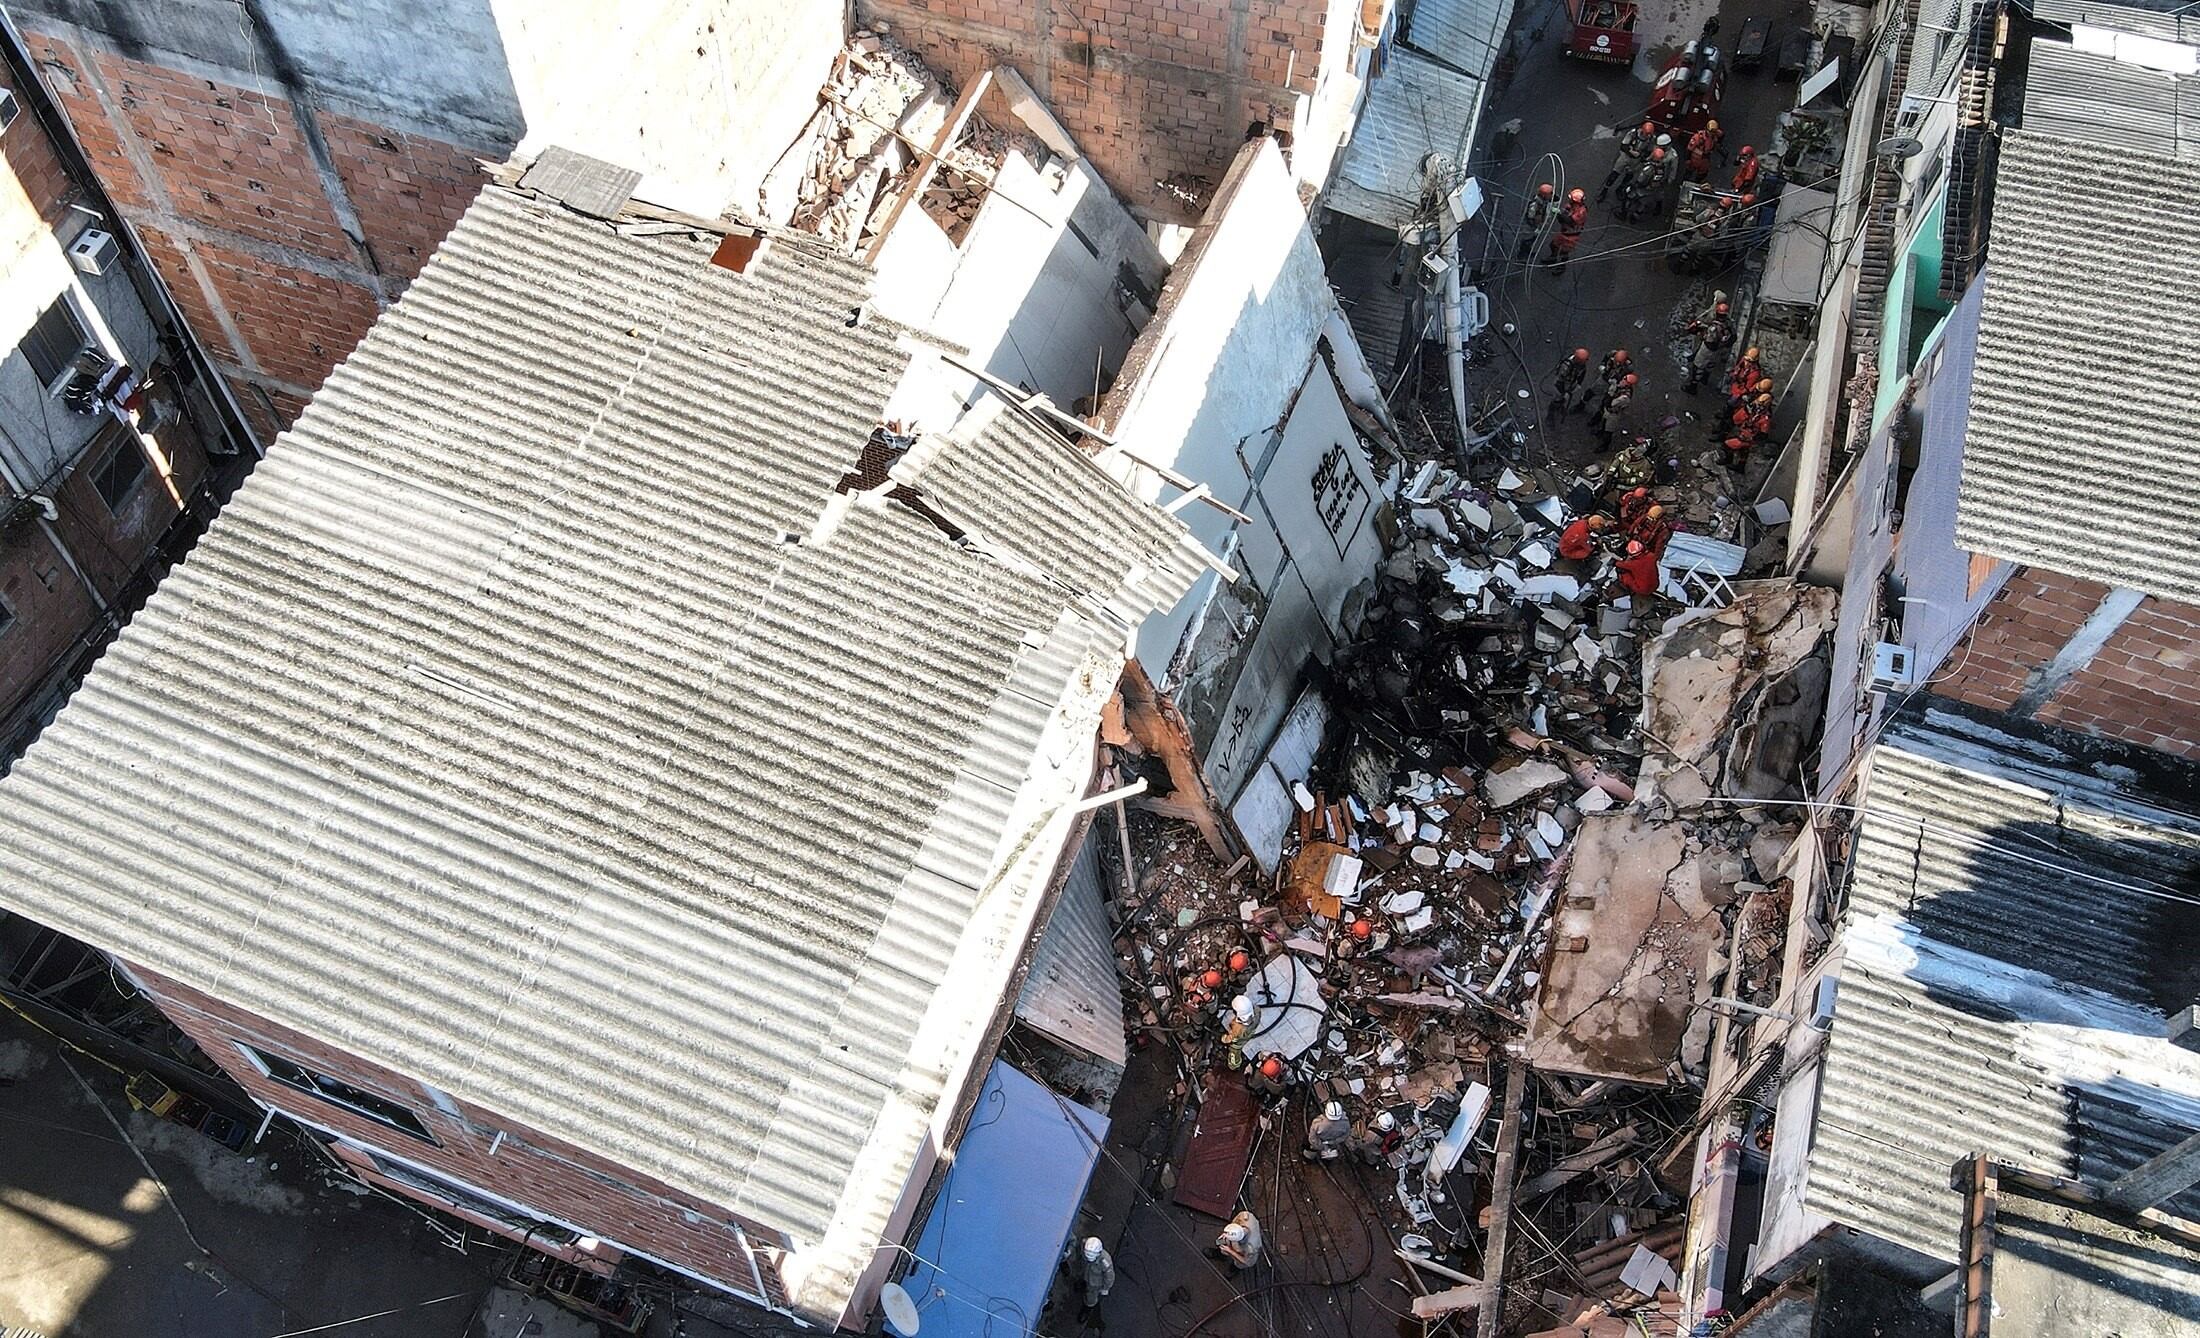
[1727,346,1764,407]
[1597,347,1632,398]
[1684,125,1715,182]
[1624,146,1675,223]
[1516,182,1555,260]
[1552,347,1591,414]
[1732,145,1762,195]
[1594,372,1637,451]
[1222,994,1256,1070]
[1684,300,1735,391]
[1544,188,1588,270]
[1599,120,1654,201]
[1304,1100,1352,1160]
[1078,1238,1114,1313]
[1214,1211,1264,1269]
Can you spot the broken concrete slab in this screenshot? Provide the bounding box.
[1482,758,1571,809]
[1522,813,1726,1084]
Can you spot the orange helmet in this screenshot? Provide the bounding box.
[1587,514,1611,530]
[1707,119,1721,132]
[1572,347,1590,362]
[1740,193,1757,205]
[1538,182,1555,199]
[1201,968,1223,989]
[1755,377,1774,392]
[1651,147,1667,161]
[1568,187,1587,204]
[1646,504,1664,519]
[1612,349,1631,363]
[1621,372,1639,387]
[1715,302,1729,314]
[1753,393,1773,406]
[1259,1056,1285,1079]
[1641,120,1655,135]
[1744,346,1760,360]
[1228,949,1250,972]
[1350,918,1372,940]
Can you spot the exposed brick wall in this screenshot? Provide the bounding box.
[125,962,792,1311]
[861,0,1357,221]
[322,115,485,282]
[44,412,211,602]
[1929,568,2200,759]
[193,238,381,387]
[2034,596,2200,759]
[0,97,82,226]
[21,29,487,429]
[0,525,102,733]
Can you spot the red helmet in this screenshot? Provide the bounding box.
[1626,539,1645,555]
[1538,182,1555,198]
[1724,437,1745,449]
[1740,192,1757,205]
[1259,1056,1285,1079]
[1715,302,1729,314]
[1572,347,1590,362]
[1568,187,1586,204]
[1621,373,1638,387]
[1651,147,1667,161]
[1612,349,1631,363]
[1740,145,1756,157]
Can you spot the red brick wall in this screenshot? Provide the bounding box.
[44,411,211,602]
[125,962,791,1309]
[0,524,102,733]
[0,93,81,226]
[1930,568,2200,759]
[861,0,1353,221]
[22,29,487,429]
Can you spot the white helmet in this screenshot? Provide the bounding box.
[1324,1100,1346,1121]
[1222,1222,1248,1242]
[1656,133,1673,147]
[1375,1111,1397,1131]
[1083,1237,1104,1260]
[1231,994,1256,1023]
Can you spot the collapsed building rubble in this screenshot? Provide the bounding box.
[768,27,1033,248]
[1092,437,1837,1331]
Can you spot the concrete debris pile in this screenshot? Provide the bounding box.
[771,27,1023,247]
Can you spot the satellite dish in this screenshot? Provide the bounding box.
[1876,134,1925,159]
[880,1281,922,1335]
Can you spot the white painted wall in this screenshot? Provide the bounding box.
[1097,139,1389,800]
[491,0,845,219]
[0,165,157,486]
[875,151,1165,426]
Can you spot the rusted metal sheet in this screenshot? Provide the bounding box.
[1172,1071,1258,1219]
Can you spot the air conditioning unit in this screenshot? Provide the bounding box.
[69,228,119,277]
[0,88,18,133]
[1869,641,1915,694]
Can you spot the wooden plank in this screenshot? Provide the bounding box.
[860,67,992,263]
[1411,1283,1482,1319]
[1173,1070,1259,1219]
[1478,1064,1530,1338]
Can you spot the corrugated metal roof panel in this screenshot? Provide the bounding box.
[2021,43,2196,159]
[0,181,1204,1318]
[1403,0,1517,78]
[1953,130,2200,601]
[1330,48,1484,232]
[1806,708,2200,1264]
[1014,835,1129,1065]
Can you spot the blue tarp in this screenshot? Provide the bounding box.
[886,1061,1107,1338]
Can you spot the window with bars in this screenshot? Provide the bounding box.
[20,298,89,386]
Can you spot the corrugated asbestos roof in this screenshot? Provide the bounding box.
[0,180,1204,1313]
[2021,42,2200,159]
[1329,47,1484,232]
[1403,0,1518,79]
[1954,129,2200,602]
[1808,707,2200,1265]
